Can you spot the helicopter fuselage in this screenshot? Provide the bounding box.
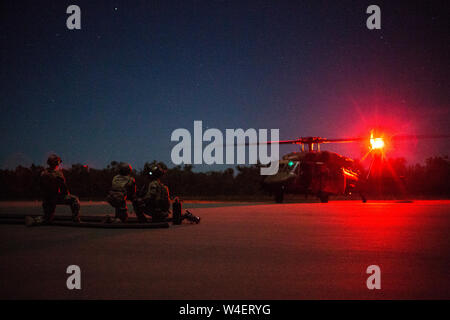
[263,151,362,203]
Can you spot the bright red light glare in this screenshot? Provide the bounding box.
[370,131,385,150]
[370,137,385,150]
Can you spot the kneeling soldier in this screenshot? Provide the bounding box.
[40,154,81,223]
[142,164,171,222]
[136,164,200,224]
[106,163,147,223]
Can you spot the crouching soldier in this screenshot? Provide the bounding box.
[106,163,147,223]
[40,154,81,223]
[136,164,200,223]
[137,165,171,222]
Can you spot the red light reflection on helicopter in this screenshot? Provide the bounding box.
[342,168,358,179]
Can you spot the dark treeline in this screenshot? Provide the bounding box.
[360,157,450,198]
[0,161,266,200]
[0,157,449,200]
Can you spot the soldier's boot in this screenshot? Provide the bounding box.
[42,202,56,224]
[115,207,128,223]
[25,216,35,227]
[25,216,43,226]
[182,210,201,224]
[71,207,81,223]
[132,200,148,223]
[67,195,81,223]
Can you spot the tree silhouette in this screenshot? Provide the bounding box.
[0,156,448,200]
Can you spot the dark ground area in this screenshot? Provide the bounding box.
[0,200,449,299]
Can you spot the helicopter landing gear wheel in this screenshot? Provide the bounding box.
[275,187,284,203]
[319,192,329,203]
[361,193,367,203]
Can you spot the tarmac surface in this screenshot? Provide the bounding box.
[0,200,449,299]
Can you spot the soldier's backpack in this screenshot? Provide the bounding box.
[40,169,64,197]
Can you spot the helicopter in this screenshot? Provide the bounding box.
[261,133,450,203]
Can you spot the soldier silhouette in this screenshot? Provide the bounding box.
[40,154,81,223]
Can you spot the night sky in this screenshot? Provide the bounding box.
[1,0,449,170]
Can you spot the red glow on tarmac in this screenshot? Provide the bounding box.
[1,200,449,299]
[327,201,414,250]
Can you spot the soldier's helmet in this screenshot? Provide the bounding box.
[119,163,133,175]
[149,164,166,179]
[47,154,62,168]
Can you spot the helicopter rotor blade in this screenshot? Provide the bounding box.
[245,137,365,145]
[389,134,450,141]
[231,138,312,146]
[319,134,450,144]
[229,133,450,146]
[321,137,365,143]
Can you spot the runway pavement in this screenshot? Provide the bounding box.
[0,200,449,299]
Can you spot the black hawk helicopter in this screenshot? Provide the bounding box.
[260,133,450,203]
